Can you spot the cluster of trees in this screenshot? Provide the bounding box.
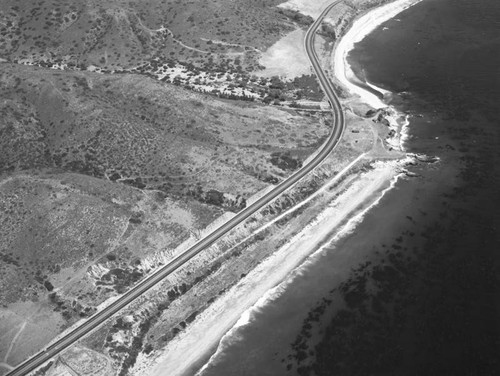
[111,314,155,376]
[213,90,255,101]
[276,8,314,27]
[270,152,303,171]
[48,291,95,320]
[188,186,246,212]
[97,267,144,294]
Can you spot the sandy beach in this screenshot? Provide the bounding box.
[134,158,408,376]
[332,0,423,108]
[140,0,500,374]
[132,1,422,375]
[332,0,423,151]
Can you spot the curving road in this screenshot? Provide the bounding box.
[7,2,344,375]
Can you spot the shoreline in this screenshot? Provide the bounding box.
[332,0,423,109]
[331,0,424,151]
[133,1,422,375]
[136,158,410,376]
[196,160,411,376]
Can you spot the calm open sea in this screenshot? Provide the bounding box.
[198,0,500,375]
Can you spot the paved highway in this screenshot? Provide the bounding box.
[8,2,344,375]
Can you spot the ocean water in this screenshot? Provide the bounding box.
[198,0,500,375]
[312,0,500,374]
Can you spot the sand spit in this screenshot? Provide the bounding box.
[333,0,423,108]
[332,0,424,150]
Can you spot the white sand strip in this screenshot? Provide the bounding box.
[198,163,408,376]
[333,0,423,108]
[136,160,404,376]
[133,1,423,375]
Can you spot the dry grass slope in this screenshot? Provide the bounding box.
[0,60,330,369]
[0,0,313,72]
[0,63,328,203]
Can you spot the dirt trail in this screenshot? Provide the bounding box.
[3,321,27,364]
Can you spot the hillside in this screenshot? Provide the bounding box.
[0,63,329,201]
[0,0,343,372]
[0,60,330,368]
[0,0,312,72]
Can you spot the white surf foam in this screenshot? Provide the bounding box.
[333,0,423,108]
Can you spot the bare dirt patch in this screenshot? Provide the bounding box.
[258,29,313,79]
